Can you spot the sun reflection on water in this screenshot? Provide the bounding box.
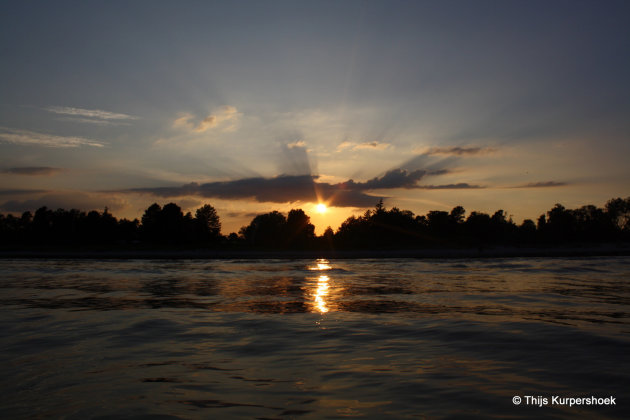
[314,274,330,313]
[309,258,332,271]
[308,259,332,313]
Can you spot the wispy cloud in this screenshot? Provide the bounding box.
[46,106,138,122]
[513,181,567,188]
[354,141,391,150]
[56,117,121,126]
[336,141,353,151]
[286,140,306,149]
[421,146,496,156]
[337,141,391,152]
[173,105,241,133]
[1,166,63,176]
[416,183,483,189]
[0,127,105,148]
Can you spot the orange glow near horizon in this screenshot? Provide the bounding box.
[308,202,353,236]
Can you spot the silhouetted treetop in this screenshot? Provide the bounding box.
[1,196,629,250]
[195,204,221,240]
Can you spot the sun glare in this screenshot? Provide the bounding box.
[316,203,327,213]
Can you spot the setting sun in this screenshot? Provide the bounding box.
[316,203,328,214]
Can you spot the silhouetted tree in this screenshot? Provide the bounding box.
[375,198,385,214]
[489,210,516,243]
[335,215,365,248]
[240,211,287,248]
[427,210,451,237]
[464,211,491,244]
[321,226,335,249]
[98,207,119,242]
[194,204,221,243]
[286,209,315,248]
[118,218,140,243]
[573,204,612,241]
[606,197,630,233]
[335,201,423,248]
[140,203,162,242]
[138,202,187,244]
[450,206,466,224]
[518,219,537,243]
[545,204,576,242]
[537,214,547,232]
[159,203,186,243]
[3,196,630,250]
[32,206,54,241]
[21,211,32,226]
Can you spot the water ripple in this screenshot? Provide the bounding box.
[1,257,629,418]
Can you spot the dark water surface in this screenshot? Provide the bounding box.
[1,257,629,419]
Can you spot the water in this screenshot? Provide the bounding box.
[0,257,629,419]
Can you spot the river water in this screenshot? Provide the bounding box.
[1,257,629,419]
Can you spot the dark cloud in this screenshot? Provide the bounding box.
[416,183,483,189]
[513,181,567,188]
[119,135,479,207]
[426,146,496,156]
[118,140,480,207]
[122,164,465,208]
[339,169,445,190]
[362,169,428,189]
[126,174,381,208]
[123,153,483,207]
[1,166,63,176]
[130,174,318,202]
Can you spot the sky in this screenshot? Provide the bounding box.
[1,0,629,234]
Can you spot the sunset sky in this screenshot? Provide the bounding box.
[1,1,629,234]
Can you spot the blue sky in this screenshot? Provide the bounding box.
[1,0,629,233]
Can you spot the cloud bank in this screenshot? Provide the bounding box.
[122,166,463,207]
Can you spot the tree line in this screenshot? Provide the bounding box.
[0,197,629,250]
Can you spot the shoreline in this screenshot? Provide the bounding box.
[1,244,629,259]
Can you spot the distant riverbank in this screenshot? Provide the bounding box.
[1,243,629,259]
